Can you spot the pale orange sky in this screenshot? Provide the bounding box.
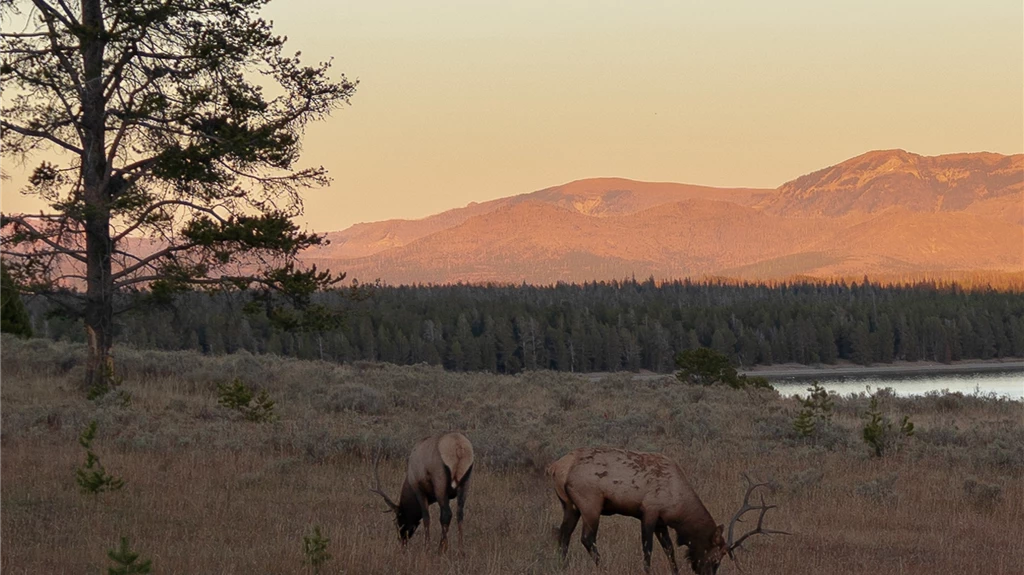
[2,0,1022,232]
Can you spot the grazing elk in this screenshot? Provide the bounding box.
[547,447,787,574]
[369,432,474,551]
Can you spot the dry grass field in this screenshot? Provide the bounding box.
[2,335,1022,574]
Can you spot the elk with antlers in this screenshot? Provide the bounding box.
[369,432,474,551]
[547,447,787,574]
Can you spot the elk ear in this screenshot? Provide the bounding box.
[714,524,725,544]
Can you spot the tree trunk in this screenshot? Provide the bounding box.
[81,0,112,392]
[84,218,114,391]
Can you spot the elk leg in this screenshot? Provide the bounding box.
[415,492,431,545]
[641,520,656,573]
[579,512,601,565]
[438,497,453,553]
[456,468,472,551]
[655,525,680,575]
[557,503,581,560]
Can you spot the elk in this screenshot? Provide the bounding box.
[547,447,787,574]
[369,432,474,551]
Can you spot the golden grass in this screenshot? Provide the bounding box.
[2,336,1022,574]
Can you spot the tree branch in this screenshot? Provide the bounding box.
[30,0,79,32]
[32,0,84,99]
[1,120,84,154]
[113,273,257,289]
[2,214,88,263]
[112,199,228,242]
[109,242,200,281]
[1,248,86,258]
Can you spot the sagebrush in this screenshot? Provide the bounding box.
[2,336,1022,574]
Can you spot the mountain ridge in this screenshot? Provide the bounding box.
[308,150,1023,285]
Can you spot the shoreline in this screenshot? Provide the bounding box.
[740,359,1024,381]
[579,358,1023,383]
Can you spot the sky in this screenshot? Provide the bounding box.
[2,0,1022,232]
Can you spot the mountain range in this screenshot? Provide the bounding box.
[304,149,1023,285]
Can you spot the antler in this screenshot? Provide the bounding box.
[726,474,790,560]
[368,449,399,512]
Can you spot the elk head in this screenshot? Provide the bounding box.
[368,451,419,544]
[720,474,790,573]
[681,522,729,575]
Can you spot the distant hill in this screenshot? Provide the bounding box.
[305,150,1023,285]
[759,149,1023,216]
[308,178,771,260]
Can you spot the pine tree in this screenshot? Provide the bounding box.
[1,0,355,393]
[0,262,32,338]
[302,526,331,574]
[76,421,125,494]
[107,537,152,575]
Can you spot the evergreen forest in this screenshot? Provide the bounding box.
[22,280,1024,374]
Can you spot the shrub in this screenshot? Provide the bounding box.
[855,473,899,505]
[980,437,1024,471]
[788,467,825,494]
[862,394,914,457]
[0,262,32,338]
[87,362,124,401]
[793,382,834,438]
[217,378,278,423]
[736,374,774,390]
[963,478,1003,511]
[325,384,387,415]
[107,537,152,575]
[675,347,774,390]
[914,423,965,447]
[675,348,735,386]
[76,421,125,495]
[302,525,331,574]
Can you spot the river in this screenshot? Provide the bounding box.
[774,371,1024,399]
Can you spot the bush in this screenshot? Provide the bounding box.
[76,421,125,495]
[788,467,825,494]
[979,437,1024,471]
[325,384,388,415]
[216,378,278,423]
[302,525,331,574]
[675,348,735,386]
[855,473,898,505]
[675,347,774,390]
[0,263,32,338]
[107,537,152,575]
[963,478,1003,511]
[862,394,914,457]
[793,382,834,438]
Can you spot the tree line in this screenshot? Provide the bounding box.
[21,279,1023,374]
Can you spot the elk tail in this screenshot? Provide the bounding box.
[546,451,577,505]
[439,433,475,488]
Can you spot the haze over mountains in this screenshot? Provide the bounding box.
[304,150,1023,285]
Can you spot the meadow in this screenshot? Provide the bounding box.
[1,335,1022,574]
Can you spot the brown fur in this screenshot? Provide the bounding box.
[547,447,727,575]
[372,432,474,551]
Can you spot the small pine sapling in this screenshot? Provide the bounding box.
[217,378,278,423]
[793,408,816,438]
[76,421,125,494]
[87,362,125,401]
[107,537,152,575]
[862,395,886,457]
[862,393,914,457]
[793,382,833,438]
[302,525,332,574]
[247,389,278,423]
[217,378,253,411]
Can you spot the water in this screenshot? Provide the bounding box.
[775,371,1024,400]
